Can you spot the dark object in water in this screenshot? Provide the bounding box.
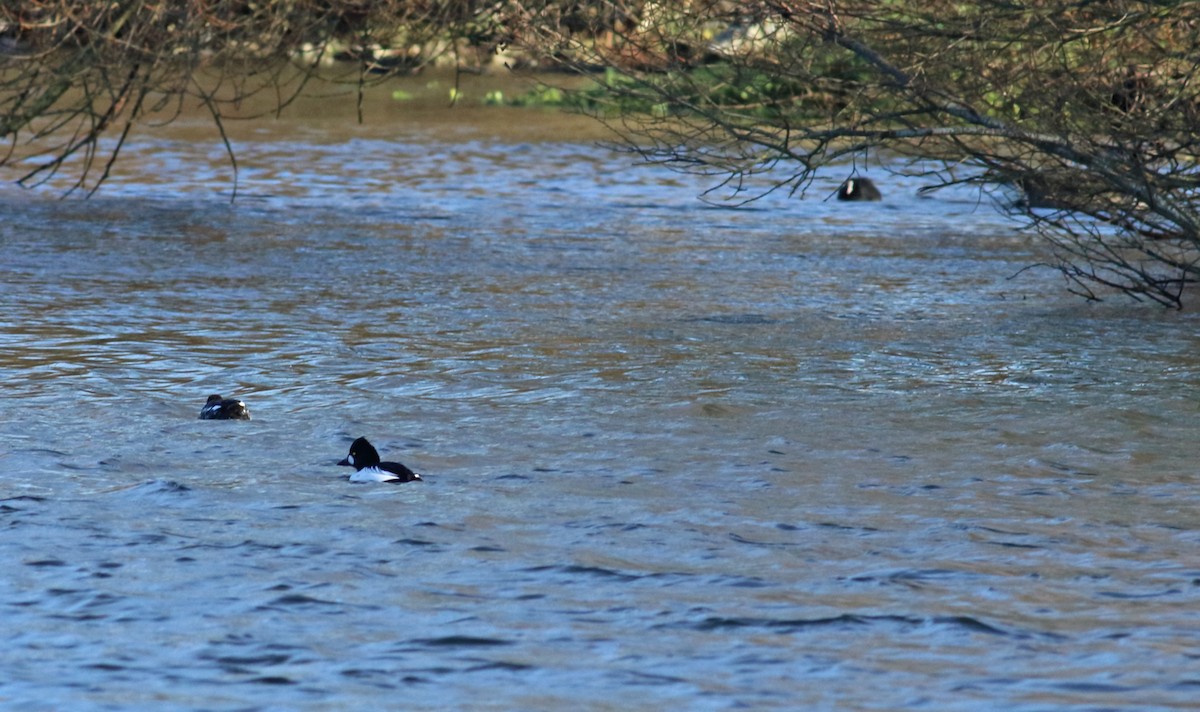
[337,437,423,483]
[200,394,251,420]
[1014,176,1071,210]
[837,177,882,201]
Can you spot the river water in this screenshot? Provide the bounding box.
[1,77,1199,710]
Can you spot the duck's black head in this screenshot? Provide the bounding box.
[338,436,381,471]
[837,177,882,201]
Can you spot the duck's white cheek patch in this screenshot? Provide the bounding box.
[347,453,355,465]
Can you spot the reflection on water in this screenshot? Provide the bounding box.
[2,99,1200,710]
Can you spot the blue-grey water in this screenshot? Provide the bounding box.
[2,85,1199,710]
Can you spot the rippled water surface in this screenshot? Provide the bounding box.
[2,83,1200,710]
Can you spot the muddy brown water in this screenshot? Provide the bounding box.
[1,74,1199,710]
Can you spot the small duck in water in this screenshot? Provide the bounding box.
[337,437,423,484]
[837,177,882,201]
[199,394,251,420]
